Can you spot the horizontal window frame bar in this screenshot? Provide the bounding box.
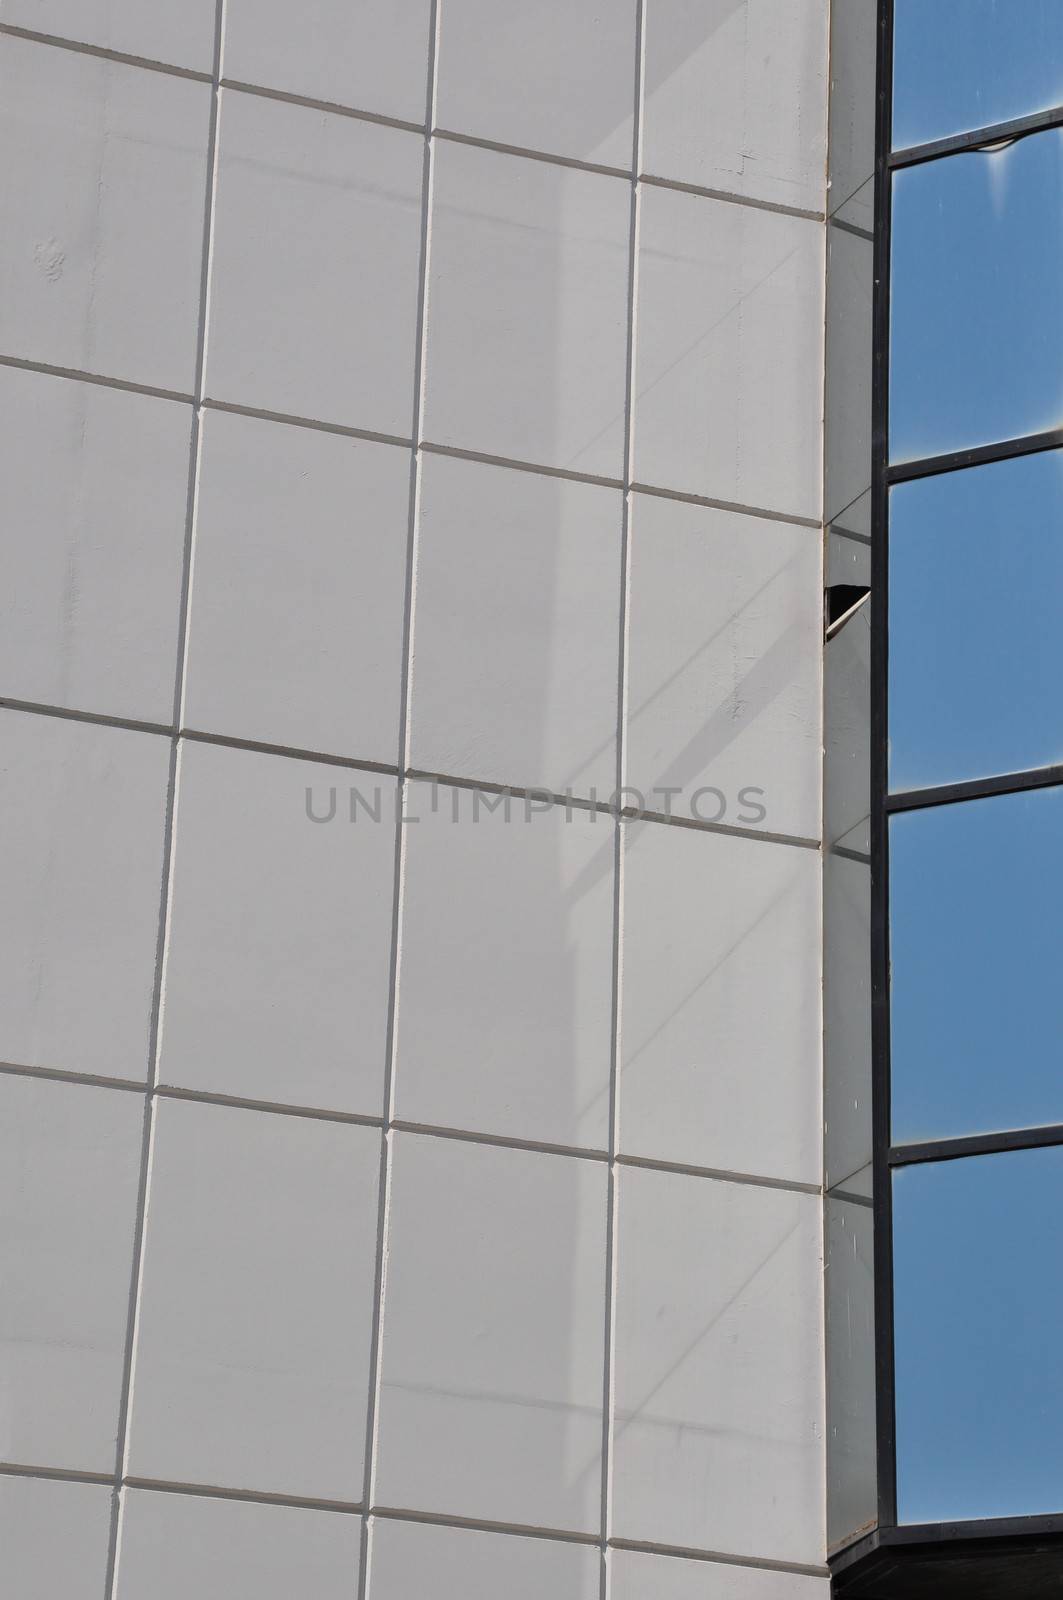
[886,763,1063,813]
[832,1517,1063,1598]
[887,426,1063,486]
[836,1512,1063,1569]
[889,1123,1063,1169]
[883,1512,1063,1545]
[890,102,1063,169]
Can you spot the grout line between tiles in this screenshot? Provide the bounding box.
[0,19,835,232]
[616,1152,822,1196]
[120,1477,363,1514]
[216,75,423,132]
[417,439,624,490]
[0,694,820,851]
[0,352,193,404]
[404,768,605,815]
[638,170,826,222]
[609,1535,829,1578]
[0,1463,827,1575]
[0,697,174,737]
[179,726,399,776]
[102,5,226,1594]
[0,21,212,77]
[0,1056,826,1191]
[389,1120,608,1163]
[630,480,823,529]
[200,396,412,449]
[0,341,825,529]
[0,1462,115,1487]
[368,1504,601,1547]
[356,7,440,1595]
[432,125,631,179]
[0,1060,146,1094]
[600,10,645,1596]
[151,1085,383,1127]
[628,805,821,851]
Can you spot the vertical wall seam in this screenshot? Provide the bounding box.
[600,5,646,1595]
[357,4,441,1595]
[102,4,227,1594]
[819,0,835,1564]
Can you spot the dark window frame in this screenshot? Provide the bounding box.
[833,3,1063,1593]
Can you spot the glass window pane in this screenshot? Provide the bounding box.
[890,787,1063,1144]
[890,129,1063,464]
[889,451,1063,791]
[893,0,1063,151]
[893,1148,1063,1524]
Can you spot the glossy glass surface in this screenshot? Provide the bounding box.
[890,130,1063,464]
[894,1147,1063,1523]
[893,0,1063,151]
[889,452,1063,791]
[890,787,1063,1144]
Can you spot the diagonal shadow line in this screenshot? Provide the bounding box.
[573,871,800,1129]
[644,621,803,799]
[561,552,802,793]
[562,622,807,913]
[612,1217,805,1443]
[621,872,801,1079]
[567,233,810,477]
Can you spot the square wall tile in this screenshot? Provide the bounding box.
[620,821,820,1185]
[825,1198,876,1553]
[184,410,409,763]
[612,1550,828,1600]
[612,1166,825,1564]
[633,186,823,520]
[395,784,614,1149]
[368,1517,600,1599]
[375,1133,607,1531]
[828,0,877,215]
[641,0,828,213]
[423,142,629,478]
[824,852,872,1192]
[0,1076,143,1471]
[0,1477,113,1600]
[625,494,822,842]
[2,0,217,70]
[0,711,169,1079]
[223,0,432,122]
[435,0,637,168]
[127,1098,380,1499]
[205,91,423,434]
[0,38,210,391]
[825,207,873,527]
[158,740,395,1115]
[115,1489,362,1600]
[0,368,190,722]
[408,453,622,796]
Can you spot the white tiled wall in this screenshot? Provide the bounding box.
[0,2,831,1593]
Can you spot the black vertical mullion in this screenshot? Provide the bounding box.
[871,0,898,1533]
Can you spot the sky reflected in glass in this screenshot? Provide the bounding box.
[890,787,1063,1144]
[890,130,1063,464]
[889,452,1063,791]
[894,1147,1063,1523]
[893,0,1063,151]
